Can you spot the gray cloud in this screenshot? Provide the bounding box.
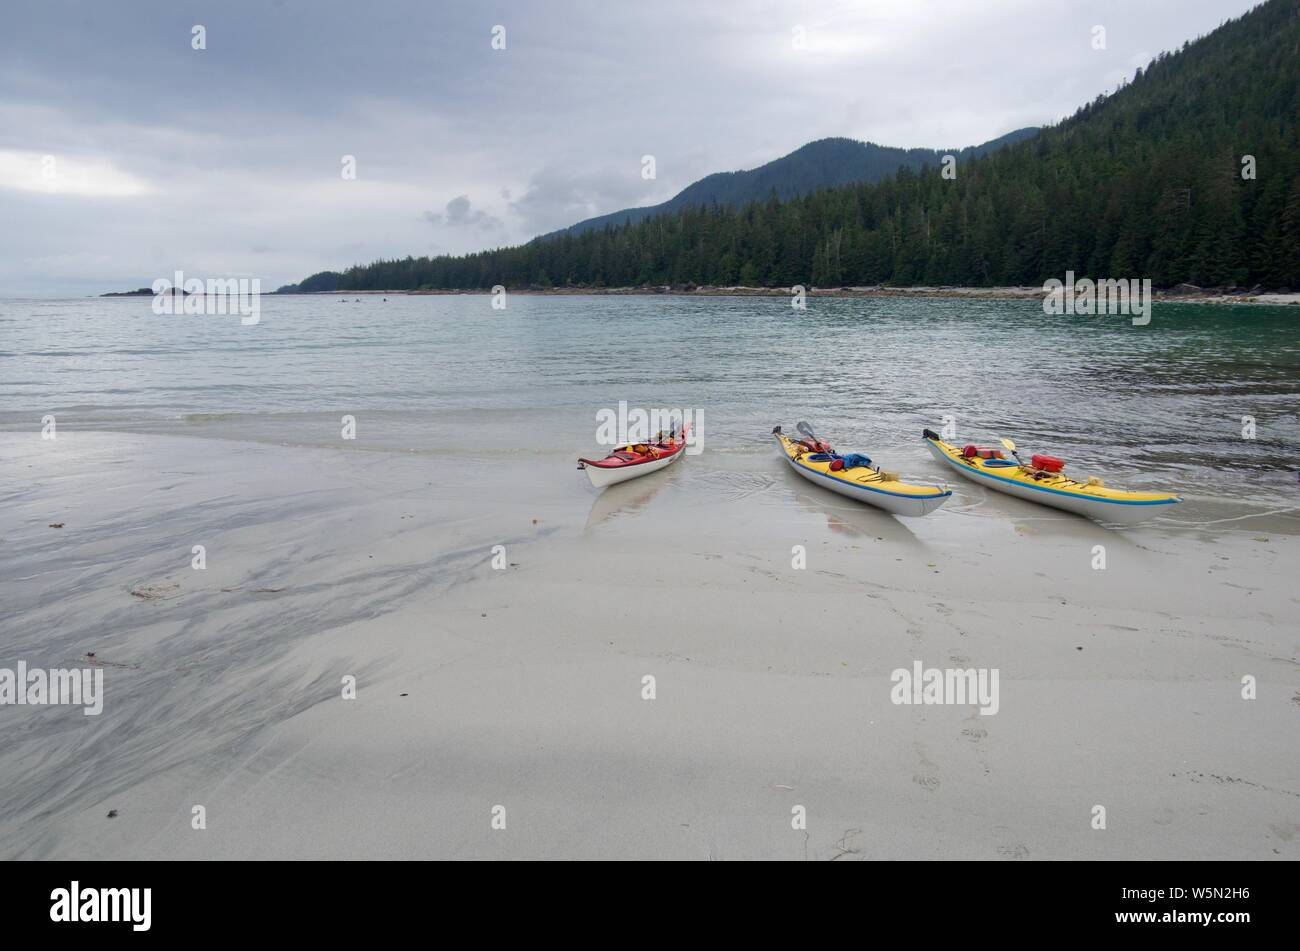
[0,0,1263,295]
[422,195,503,231]
[509,164,666,235]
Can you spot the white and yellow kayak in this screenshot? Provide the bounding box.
[923,429,1182,525]
[773,426,951,517]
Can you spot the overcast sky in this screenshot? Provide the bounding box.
[0,0,1261,296]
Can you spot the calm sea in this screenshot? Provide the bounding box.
[2,293,1297,514]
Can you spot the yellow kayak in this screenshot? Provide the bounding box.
[922,429,1182,524]
[773,427,951,517]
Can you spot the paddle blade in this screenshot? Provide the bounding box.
[999,438,1017,452]
[795,421,817,439]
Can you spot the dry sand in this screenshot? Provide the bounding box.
[0,431,1296,859]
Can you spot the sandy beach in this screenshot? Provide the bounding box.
[2,429,1295,860]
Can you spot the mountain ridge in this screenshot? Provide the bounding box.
[549,129,1040,238]
[277,129,1039,293]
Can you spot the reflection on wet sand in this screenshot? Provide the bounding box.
[936,477,1146,546]
[787,482,923,547]
[582,466,676,531]
[1004,511,1145,547]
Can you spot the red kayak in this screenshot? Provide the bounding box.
[578,428,688,488]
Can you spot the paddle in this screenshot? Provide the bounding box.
[794,420,834,455]
[655,417,685,449]
[999,437,1025,466]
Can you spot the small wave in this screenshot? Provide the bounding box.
[180,413,245,423]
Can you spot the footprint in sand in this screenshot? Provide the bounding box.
[1267,822,1299,842]
[912,742,940,792]
[962,710,992,774]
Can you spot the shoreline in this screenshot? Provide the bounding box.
[271,285,1300,306]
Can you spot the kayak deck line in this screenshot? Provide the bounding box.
[578,439,684,469]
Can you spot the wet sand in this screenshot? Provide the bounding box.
[0,431,1296,859]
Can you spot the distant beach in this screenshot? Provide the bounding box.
[280,285,1300,306]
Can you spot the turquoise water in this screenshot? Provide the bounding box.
[1,293,1297,510]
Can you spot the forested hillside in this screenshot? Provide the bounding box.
[311,0,1300,292]
[554,129,1038,237]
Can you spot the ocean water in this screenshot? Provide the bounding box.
[2,293,1298,515]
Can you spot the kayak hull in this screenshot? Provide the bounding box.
[775,433,950,517]
[581,442,684,488]
[924,437,1181,525]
